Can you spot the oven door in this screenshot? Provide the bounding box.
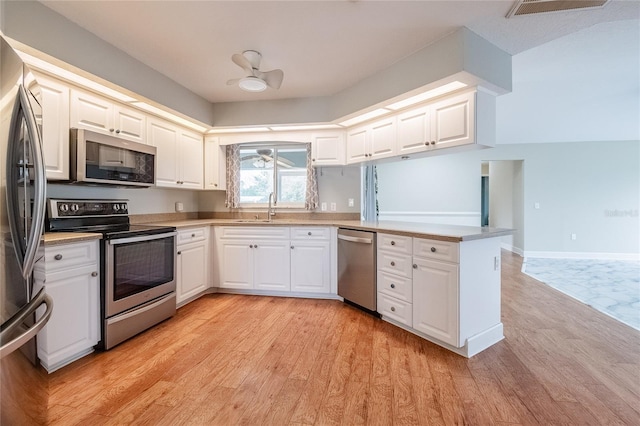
[105,232,176,318]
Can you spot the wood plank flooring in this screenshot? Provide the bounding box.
[3,250,640,425]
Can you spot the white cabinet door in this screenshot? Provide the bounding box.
[346,126,368,164]
[177,241,208,304]
[204,136,226,190]
[397,105,431,156]
[369,116,396,160]
[31,73,70,180]
[36,265,99,372]
[412,257,460,347]
[290,241,331,293]
[431,91,475,150]
[178,130,204,189]
[312,133,345,166]
[148,117,179,187]
[219,240,253,289]
[70,89,112,134]
[71,88,146,142]
[253,241,291,291]
[113,105,145,143]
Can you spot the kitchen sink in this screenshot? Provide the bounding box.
[233,219,272,223]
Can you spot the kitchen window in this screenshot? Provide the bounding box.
[238,144,308,207]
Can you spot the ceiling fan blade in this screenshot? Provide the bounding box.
[226,78,240,86]
[276,160,292,169]
[232,53,254,75]
[257,69,284,89]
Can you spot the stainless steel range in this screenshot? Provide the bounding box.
[46,199,177,350]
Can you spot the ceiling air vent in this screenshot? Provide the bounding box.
[507,0,610,17]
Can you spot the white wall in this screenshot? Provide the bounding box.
[497,20,639,144]
[377,141,639,258]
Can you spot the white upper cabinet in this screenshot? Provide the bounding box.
[396,90,493,156]
[204,136,227,190]
[148,116,203,189]
[396,105,431,156]
[311,132,345,166]
[431,91,475,149]
[70,88,145,143]
[346,117,397,164]
[30,72,70,180]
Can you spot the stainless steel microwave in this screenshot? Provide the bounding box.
[70,128,156,187]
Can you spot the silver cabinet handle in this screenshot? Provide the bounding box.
[390,283,395,289]
[391,241,395,246]
[390,261,395,266]
[254,245,258,249]
[308,232,312,236]
[115,129,120,134]
[177,251,182,255]
[413,264,418,269]
[291,246,295,249]
[54,254,63,261]
[91,271,98,277]
[431,247,436,252]
[191,234,195,237]
[249,245,253,248]
[390,306,396,312]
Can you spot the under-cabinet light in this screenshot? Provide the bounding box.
[207,127,271,134]
[386,81,468,111]
[268,124,342,131]
[338,108,391,127]
[132,102,208,132]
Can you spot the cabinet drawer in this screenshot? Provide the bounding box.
[377,293,412,327]
[377,250,413,279]
[291,227,330,241]
[177,227,207,245]
[377,271,412,302]
[413,238,459,263]
[378,233,412,255]
[218,226,290,240]
[43,241,99,272]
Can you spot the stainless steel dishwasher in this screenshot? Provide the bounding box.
[337,228,377,312]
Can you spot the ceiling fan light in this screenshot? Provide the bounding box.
[239,76,267,92]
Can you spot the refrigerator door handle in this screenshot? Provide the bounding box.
[6,84,46,279]
[0,287,53,359]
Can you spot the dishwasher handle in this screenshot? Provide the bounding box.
[338,234,373,244]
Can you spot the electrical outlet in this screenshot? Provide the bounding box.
[175,202,184,212]
[348,198,354,207]
[534,202,540,209]
[321,202,327,211]
[330,202,337,211]
[571,233,577,240]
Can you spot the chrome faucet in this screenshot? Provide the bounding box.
[268,192,276,222]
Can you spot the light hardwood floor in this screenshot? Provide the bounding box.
[4,250,640,425]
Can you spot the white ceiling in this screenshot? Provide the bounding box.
[40,0,638,104]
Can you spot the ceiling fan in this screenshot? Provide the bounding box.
[227,50,284,92]
[241,149,294,168]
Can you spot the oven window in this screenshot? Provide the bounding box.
[113,237,174,300]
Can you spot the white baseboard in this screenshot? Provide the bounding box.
[524,251,640,261]
[378,211,481,226]
[500,243,524,257]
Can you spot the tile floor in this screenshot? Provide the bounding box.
[522,258,640,331]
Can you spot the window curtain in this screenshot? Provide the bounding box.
[225,144,241,208]
[305,143,319,210]
[362,165,378,221]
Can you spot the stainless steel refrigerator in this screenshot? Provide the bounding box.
[0,35,53,424]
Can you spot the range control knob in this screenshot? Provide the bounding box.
[120,203,128,212]
[70,204,79,212]
[59,204,69,212]
[113,204,120,211]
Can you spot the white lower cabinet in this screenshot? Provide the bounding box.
[214,226,333,295]
[412,256,459,347]
[216,227,291,291]
[377,233,503,357]
[176,227,210,305]
[33,240,100,373]
[290,227,331,293]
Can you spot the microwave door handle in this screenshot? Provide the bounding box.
[18,85,47,279]
[0,287,53,359]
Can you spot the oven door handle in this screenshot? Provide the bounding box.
[108,231,177,246]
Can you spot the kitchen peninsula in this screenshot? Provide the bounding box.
[46,218,511,359]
